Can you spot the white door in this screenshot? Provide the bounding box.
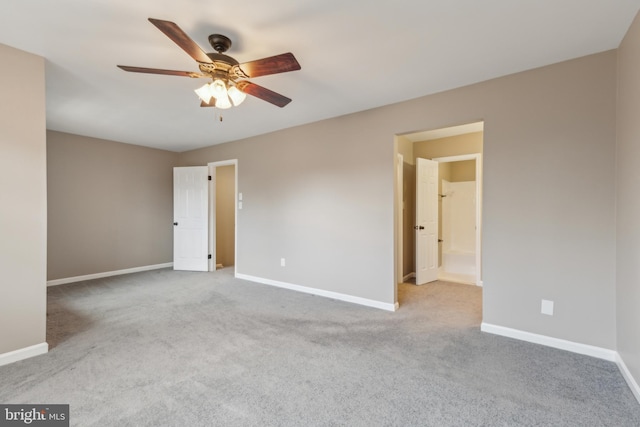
[174,167,209,271]
[415,158,439,285]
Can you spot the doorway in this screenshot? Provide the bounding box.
[208,160,238,274]
[433,154,482,285]
[394,122,483,290]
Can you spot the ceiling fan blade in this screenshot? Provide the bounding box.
[148,18,213,64]
[236,53,301,78]
[117,65,207,78]
[236,81,292,107]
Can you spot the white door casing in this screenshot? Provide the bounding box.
[173,166,209,271]
[415,158,439,285]
[396,153,403,285]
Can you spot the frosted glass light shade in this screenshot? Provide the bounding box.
[194,84,213,103]
[215,95,232,109]
[210,80,227,98]
[227,86,246,106]
[194,79,245,109]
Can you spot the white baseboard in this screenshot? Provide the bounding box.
[236,273,398,312]
[47,263,174,287]
[480,322,617,361]
[616,353,640,404]
[0,342,48,367]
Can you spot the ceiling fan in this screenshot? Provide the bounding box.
[118,18,301,109]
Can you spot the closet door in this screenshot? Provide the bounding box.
[173,166,208,271]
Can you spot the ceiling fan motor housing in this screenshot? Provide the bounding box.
[208,34,232,53]
[199,52,245,81]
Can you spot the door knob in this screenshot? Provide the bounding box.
[173,222,178,226]
[413,225,424,230]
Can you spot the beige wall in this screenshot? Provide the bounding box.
[450,160,476,182]
[414,131,483,161]
[396,135,414,165]
[0,44,47,355]
[180,50,617,350]
[180,116,394,303]
[216,165,235,267]
[47,131,178,280]
[616,11,640,392]
[478,52,616,349]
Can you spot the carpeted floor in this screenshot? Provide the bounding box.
[1,268,638,426]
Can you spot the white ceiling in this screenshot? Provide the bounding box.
[1,1,638,152]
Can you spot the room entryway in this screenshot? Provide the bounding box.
[172,161,238,274]
[208,160,237,273]
[433,154,482,285]
[394,122,484,295]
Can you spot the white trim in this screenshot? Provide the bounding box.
[396,153,404,286]
[433,153,479,162]
[0,342,48,367]
[46,263,173,287]
[616,353,640,404]
[480,323,617,361]
[236,273,398,312]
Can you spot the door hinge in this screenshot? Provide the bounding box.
[208,254,212,259]
[208,175,212,181]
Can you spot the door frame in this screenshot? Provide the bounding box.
[208,160,238,275]
[395,153,404,285]
[432,153,483,286]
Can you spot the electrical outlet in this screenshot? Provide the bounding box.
[280,258,286,267]
[541,299,554,316]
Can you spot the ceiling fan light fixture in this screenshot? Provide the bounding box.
[210,79,228,98]
[194,83,213,103]
[215,94,232,109]
[227,85,246,106]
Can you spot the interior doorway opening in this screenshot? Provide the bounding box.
[208,160,238,274]
[433,154,482,285]
[394,122,484,291]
